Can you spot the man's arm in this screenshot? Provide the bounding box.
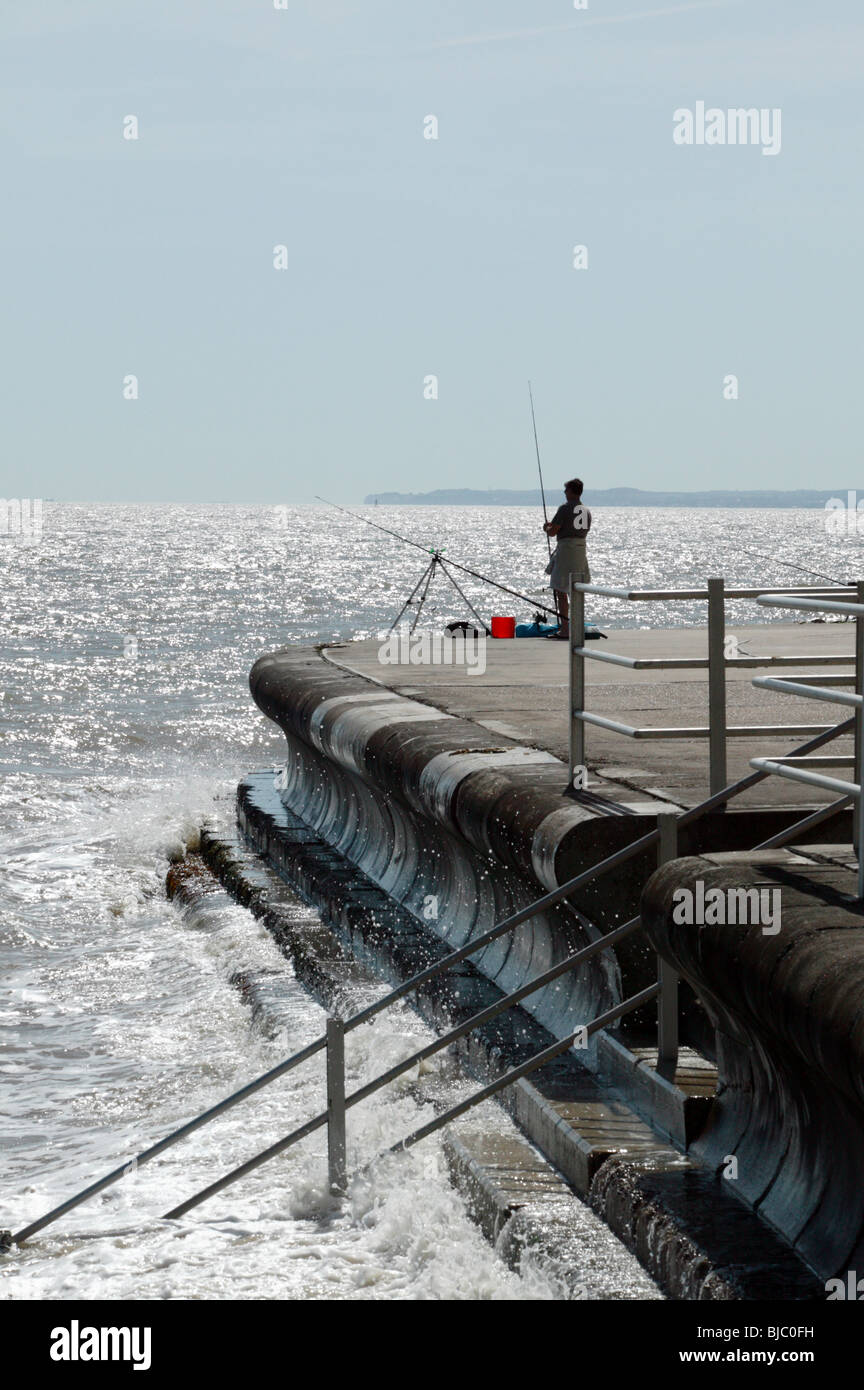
[544,504,567,536]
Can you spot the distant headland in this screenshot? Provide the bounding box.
[363,487,851,508]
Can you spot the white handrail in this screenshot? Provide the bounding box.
[568,576,856,799]
[747,585,864,898]
[757,594,864,617]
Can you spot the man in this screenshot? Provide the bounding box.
[543,478,591,640]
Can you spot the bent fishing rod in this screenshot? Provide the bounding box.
[314,496,558,617]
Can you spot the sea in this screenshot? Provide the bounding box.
[0,502,858,1301]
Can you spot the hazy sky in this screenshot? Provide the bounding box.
[3,1,863,502]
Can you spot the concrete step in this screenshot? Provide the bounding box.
[443,1124,661,1300]
[596,1033,716,1148]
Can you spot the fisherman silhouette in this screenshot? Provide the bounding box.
[543,479,591,640]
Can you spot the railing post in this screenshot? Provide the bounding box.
[707,577,728,802]
[570,576,585,791]
[656,812,680,1078]
[326,1016,347,1194]
[856,582,864,900]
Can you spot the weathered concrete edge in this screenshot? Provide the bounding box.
[587,1157,819,1302]
[442,1128,582,1291]
[249,647,650,895]
[642,853,864,1282]
[252,645,819,895]
[441,1129,661,1300]
[595,1032,714,1149]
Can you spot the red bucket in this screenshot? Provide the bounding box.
[490,615,516,639]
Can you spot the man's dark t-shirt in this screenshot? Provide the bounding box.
[551,502,591,538]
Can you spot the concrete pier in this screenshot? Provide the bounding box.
[325,623,855,810]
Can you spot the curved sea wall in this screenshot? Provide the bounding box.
[251,650,622,1038]
[249,647,821,1048]
[248,647,668,1041]
[641,854,864,1281]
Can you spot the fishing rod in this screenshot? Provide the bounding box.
[314,497,432,559]
[729,545,848,588]
[529,381,553,565]
[314,496,558,617]
[529,381,560,627]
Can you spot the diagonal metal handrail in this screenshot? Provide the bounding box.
[162,917,643,1219]
[386,984,662,1159]
[7,716,855,1247]
[9,1032,330,1246]
[163,979,661,1223]
[753,796,852,851]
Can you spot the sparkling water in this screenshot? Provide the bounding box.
[0,502,854,1299]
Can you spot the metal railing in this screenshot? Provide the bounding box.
[5,708,855,1248]
[568,578,856,798]
[747,584,864,898]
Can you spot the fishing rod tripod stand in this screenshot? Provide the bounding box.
[389,549,492,637]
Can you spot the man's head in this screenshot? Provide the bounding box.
[564,478,583,502]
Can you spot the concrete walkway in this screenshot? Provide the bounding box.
[323,623,856,811]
